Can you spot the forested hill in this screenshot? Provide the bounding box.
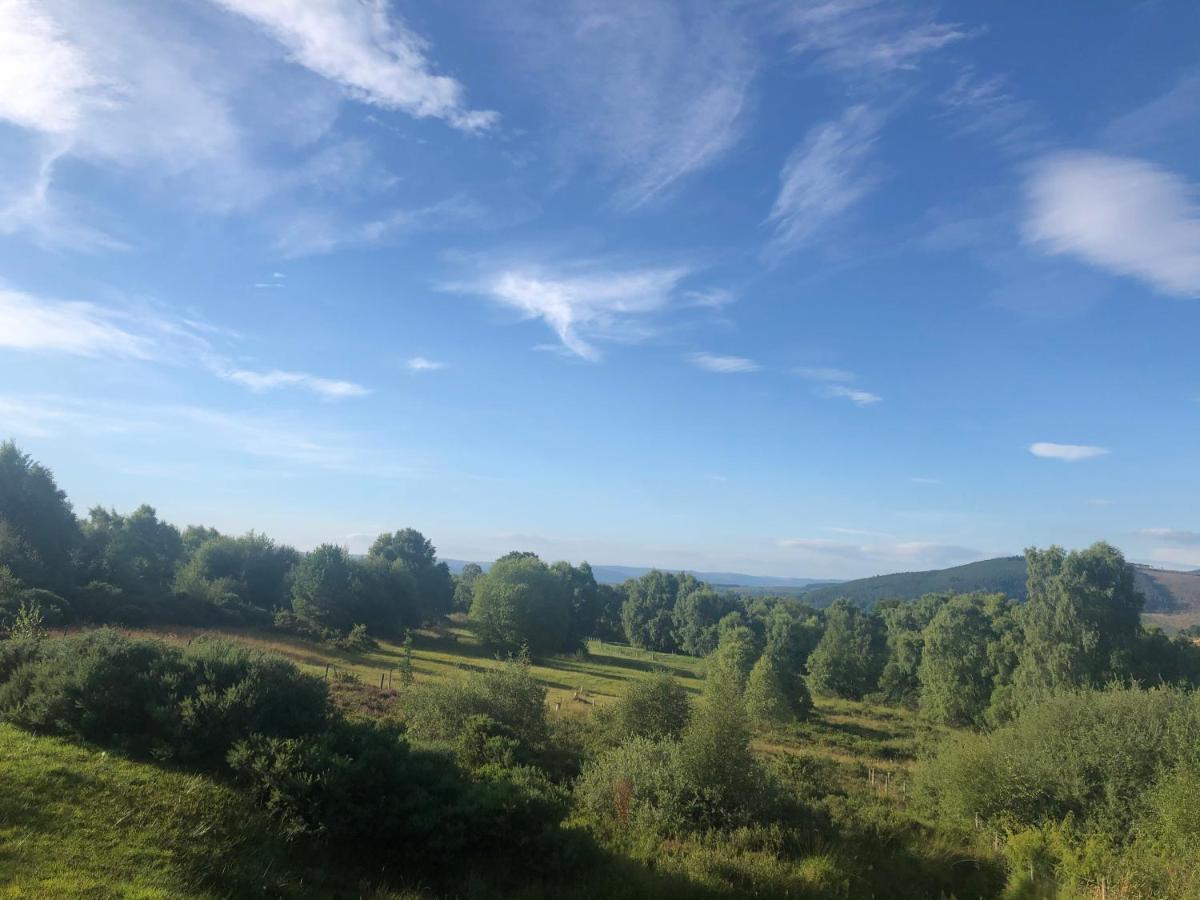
[799,556,1197,616]
[799,557,1029,607]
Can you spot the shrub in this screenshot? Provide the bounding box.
[399,653,549,765]
[229,719,570,866]
[574,736,690,841]
[594,670,691,745]
[915,685,1200,840]
[0,630,329,764]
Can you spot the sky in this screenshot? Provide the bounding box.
[1,0,1198,579]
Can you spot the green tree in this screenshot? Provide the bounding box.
[599,670,691,742]
[292,544,354,631]
[707,623,758,693]
[806,600,886,700]
[368,529,454,623]
[760,603,819,718]
[671,587,737,657]
[469,553,570,653]
[620,571,699,652]
[876,594,948,707]
[918,593,1015,727]
[1013,543,1143,699]
[452,563,483,612]
[0,441,81,591]
[79,505,183,598]
[175,531,298,612]
[744,653,792,728]
[551,560,601,650]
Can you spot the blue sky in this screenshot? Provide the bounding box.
[1,0,1198,578]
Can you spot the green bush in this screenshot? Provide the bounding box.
[229,719,570,867]
[915,685,1200,839]
[594,670,691,745]
[0,630,329,763]
[399,653,549,765]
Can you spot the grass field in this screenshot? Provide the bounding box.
[4,624,996,898]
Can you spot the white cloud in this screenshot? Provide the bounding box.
[406,356,445,372]
[0,287,152,358]
[212,365,369,400]
[274,195,487,257]
[779,537,983,569]
[1025,152,1200,297]
[485,1,754,207]
[0,0,110,133]
[767,105,884,257]
[822,384,882,406]
[1149,547,1200,569]
[793,366,857,383]
[1028,442,1109,462]
[210,0,496,131]
[454,263,689,361]
[687,352,759,374]
[782,0,972,76]
[1141,528,1200,545]
[684,288,736,310]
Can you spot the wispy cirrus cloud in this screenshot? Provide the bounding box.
[1024,152,1200,298]
[687,352,759,374]
[781,0,974,77]
[1029,442,1109,462]
[0,284,368,400]
[211,0,496,131]
[448,262,690,361]
[210,365,369,400]
[793,365,882,405]
[406,356,445,372]
[822,384,882,406]
[766,105,884,258]
[485,1,755,207]
[0,287,153,358]
[1140,528,1200,545]
[779,537,983,569]
[0,0,112,134]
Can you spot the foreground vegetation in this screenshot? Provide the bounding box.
[3,441,1200,897]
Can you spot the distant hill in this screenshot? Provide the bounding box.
[799,557,1029,608]
[796,557,1200,626]
[441,559,833,590]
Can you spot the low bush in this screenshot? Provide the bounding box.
[592,669,691,746]
[0,629,329,763]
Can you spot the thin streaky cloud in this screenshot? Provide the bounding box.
[210,0,497,131]
[793,366,857,383]
[687,352,760,374]
[406,356,445,372]
[766,104,884,258]
[822,384,881,406]
[1029,442,1109,462]
[0,287,153,358]
[212,365,369,400]
[782,0,974,76]
[1140,528,1200,545]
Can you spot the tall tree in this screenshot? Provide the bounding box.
[469,553,570,653]
[620,570,699,652]
[368,529,454,622]
[80,505,183,598]
[1013,543,1143,698]
[0,441,80,591]
[292,544,354,631]
[671,587,737,657]
[806,600,886,700]
[918,593,1015,726]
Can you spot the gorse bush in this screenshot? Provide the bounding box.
[0,630,329,763]
[399,651,550,767]
[593,669,691,745]
[916,685,1200,840]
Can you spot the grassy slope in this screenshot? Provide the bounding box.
[0,725,387,900]
[4,627,1000,898]
[98,619,707,712]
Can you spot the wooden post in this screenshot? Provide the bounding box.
[380,672,385,690]
[324,664,330,681]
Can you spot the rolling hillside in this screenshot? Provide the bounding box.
[797,557,1200,628]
